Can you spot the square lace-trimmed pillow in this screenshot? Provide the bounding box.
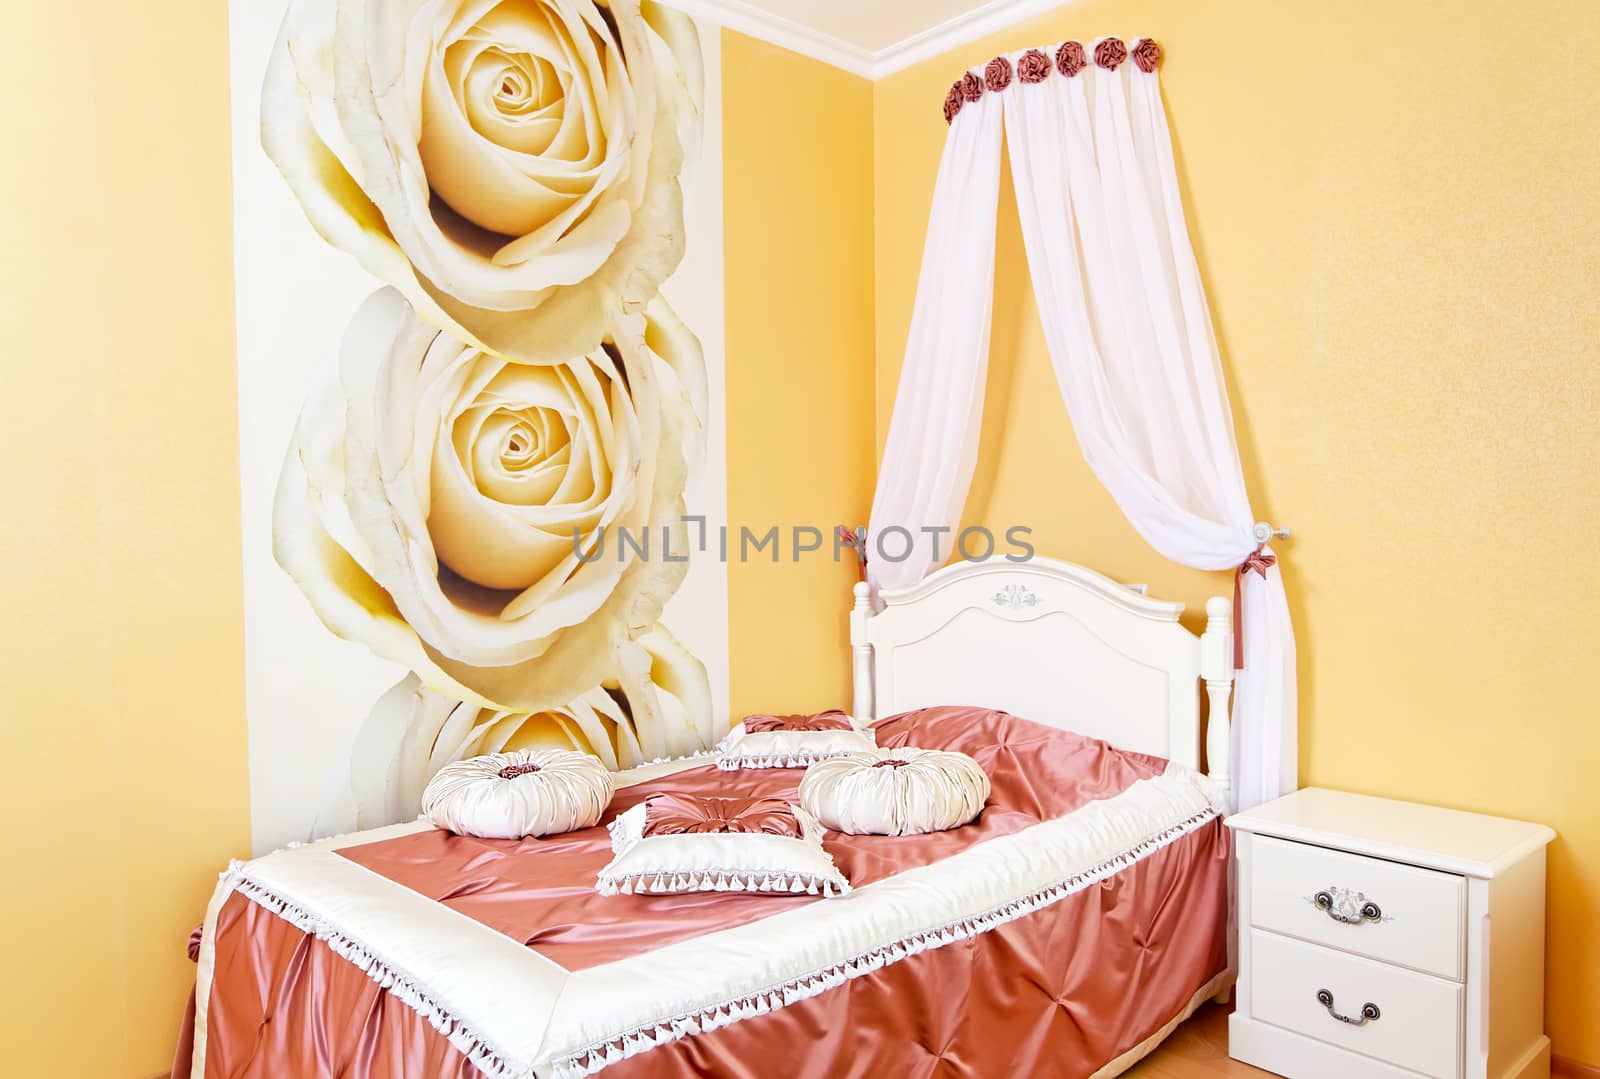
[597,794,850,898]
[715,709,876,770]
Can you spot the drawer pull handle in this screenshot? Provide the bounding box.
[1313,889,1382,924]
[1316,989,1380,1026]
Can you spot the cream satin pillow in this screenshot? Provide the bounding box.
[421,749,614,839]
[597,794,850,897]
[799,748,991,836]
[715,709,876,770]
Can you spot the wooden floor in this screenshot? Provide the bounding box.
[1122,1003,1277,1079]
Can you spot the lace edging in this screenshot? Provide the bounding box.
[596,868,849,898]
[715,751,856,770]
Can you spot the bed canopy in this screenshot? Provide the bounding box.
[865,38,1296,812]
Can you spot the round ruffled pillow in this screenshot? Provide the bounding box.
[421,749,614,839]
[799,748,991,836]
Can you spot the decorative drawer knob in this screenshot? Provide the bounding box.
[1313,888,1382,924]
[1316,989,1380,1026]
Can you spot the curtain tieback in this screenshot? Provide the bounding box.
[1232,544,1277,670]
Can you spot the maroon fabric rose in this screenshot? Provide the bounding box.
[1094,38,1127,71]
[943,84,963,124]
[1056,41,1087,77]
[1017,49,1051,84]
[1132,38,1162,73]
[985,56,1013,92]
[187,925,203,962]
[959,71,984,102]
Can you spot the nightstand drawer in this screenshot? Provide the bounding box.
[1251,835,1465,979]
[1250,930,1463,1078]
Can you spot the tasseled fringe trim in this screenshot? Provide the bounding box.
[622,747,721,773]
[225,868,522,1079]
[553,808,1219,1077]
[715,752,852,770]
[596,869,849,898]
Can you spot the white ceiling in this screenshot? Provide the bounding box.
[737,0,1002,54]
[662,0,1070,79]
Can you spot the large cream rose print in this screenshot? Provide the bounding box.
[262,0,702,360]
[317,625,711,832]
[275,286,707,716]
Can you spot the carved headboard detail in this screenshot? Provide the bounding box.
[850,557,1234,803]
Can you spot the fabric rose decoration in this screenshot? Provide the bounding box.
[261,0,703,361]
[1056,41,1087,78]
[275,286,706,717]
[1132,38,1163,73]
[959,72,984,102]
[943,84,964,124]
[1094,38,1128,71]
[984,57,1013,93]
[1017,49,1052,84]
[316,625,715,831]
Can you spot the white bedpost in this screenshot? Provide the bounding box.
[1201,594,1238,1005]
[850,581,875,723]
[1200,596,1235,813]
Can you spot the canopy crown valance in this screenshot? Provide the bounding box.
[868,35,1297,812]
[943,37,1163,124]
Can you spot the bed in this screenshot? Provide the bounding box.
[177,556,1238,1078]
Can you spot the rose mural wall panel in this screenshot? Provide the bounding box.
[229,0,729,852]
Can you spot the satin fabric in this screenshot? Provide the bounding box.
[337,707,1166,971]
[604,821,1228,1079]
[179,707,1225,1077]
[181,822,1225,1079]
[743,710,854,733]
[639,795,804,838]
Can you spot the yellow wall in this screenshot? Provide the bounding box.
[4,1,1593,1071]
[874,0,1599,1062]
[723,32,878,720]
[0,0,251,1075]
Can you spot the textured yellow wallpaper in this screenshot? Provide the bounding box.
[3,0,1593,1071]
[723,32,878,720]
[873,0,1599,1063]
[0,0,250,1074]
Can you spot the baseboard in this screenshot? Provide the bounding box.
[1554,1055,1600,1079]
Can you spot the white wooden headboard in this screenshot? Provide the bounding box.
[851,557,1235,802]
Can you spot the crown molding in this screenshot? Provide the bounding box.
[870,0,1071,79]
[660,0,877,77]
[660,0,1072,81]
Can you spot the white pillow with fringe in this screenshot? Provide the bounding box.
[715,709,876,770]
[597,794,849,898]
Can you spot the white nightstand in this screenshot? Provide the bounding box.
[1226,787,1555,1079]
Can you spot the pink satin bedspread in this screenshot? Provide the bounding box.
[176,707,1228,1078]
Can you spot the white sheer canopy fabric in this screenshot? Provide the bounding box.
[867,41,1296,810]
[865,90,1004,589]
